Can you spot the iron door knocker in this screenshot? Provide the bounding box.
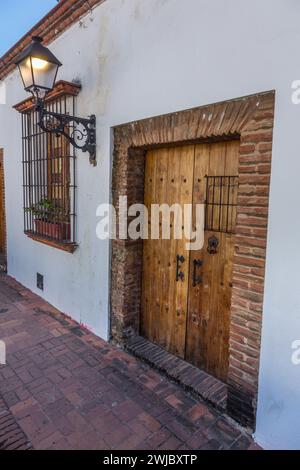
[207,236,219,254]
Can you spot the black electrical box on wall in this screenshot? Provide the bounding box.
[37,273,44,290]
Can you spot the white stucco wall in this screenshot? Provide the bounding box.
[1,0,300,449]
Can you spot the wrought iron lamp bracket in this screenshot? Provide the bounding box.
[35,96,96,166]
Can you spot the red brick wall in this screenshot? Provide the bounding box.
[227,94,275,426]
[111,92,275,429]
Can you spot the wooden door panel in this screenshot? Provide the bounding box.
[185,141,227,375]
[141,145,194,357]
[159,146,183,354]
[171,146,194,357]
[185,140,239,382]
[185,143,210,369]
[141,148,159,344]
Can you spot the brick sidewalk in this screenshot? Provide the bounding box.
[0,274,258,450]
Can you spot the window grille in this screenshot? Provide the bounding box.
[21,96,76,246]
[205,176,238,234]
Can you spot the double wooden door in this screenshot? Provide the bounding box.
[141,140,239,382]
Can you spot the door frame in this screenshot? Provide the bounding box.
[110,91,275,428]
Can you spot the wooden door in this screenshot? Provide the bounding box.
[141,140,239,382]
[185,140,239,381]
[141,146,194,357]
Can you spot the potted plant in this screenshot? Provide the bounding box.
[27,198,70,241]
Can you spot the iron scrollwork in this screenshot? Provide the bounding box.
[36,98,96,165]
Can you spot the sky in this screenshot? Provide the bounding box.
[0,0,58,57]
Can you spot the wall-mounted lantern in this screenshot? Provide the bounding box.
[15,36,96,165]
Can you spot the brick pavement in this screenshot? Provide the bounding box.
[0,274,259,450]
[0,396,32,450]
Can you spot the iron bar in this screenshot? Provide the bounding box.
[21,95,77,246]
[205,175,238,234]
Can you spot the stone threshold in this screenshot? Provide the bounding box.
[125,336,227,412]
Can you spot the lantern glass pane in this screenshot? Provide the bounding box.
[31,58,58,91]
[18,58,34,89]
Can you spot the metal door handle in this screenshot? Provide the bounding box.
[193,259,203,287]
[176,255,185,282]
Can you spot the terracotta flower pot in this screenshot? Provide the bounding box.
[35,219,70,241]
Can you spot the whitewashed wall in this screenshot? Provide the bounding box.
[1,0,300,449]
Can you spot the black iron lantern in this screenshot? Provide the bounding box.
[15,36,62,100]
[15,37,96,165]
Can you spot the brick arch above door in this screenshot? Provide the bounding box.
[111,91,275,429]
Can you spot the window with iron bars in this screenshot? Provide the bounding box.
[21,95,77,250]
[205,175,239,234]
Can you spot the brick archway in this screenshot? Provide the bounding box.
[111,91,275,428]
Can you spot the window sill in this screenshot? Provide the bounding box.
[25,231,78,253]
